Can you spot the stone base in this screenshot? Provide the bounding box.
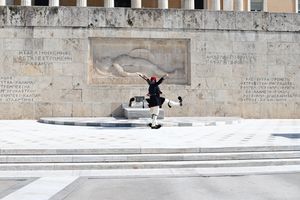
[122,104,164,119]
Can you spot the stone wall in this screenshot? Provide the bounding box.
[0,6,299,119]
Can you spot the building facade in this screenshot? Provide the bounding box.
[1,0,300,13]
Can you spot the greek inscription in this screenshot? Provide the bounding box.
[13,50,73,66]
[0,76,40,102]
[206,53,256,65]
[241,77,296,102]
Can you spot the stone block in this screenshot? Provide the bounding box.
[205,40,232,53]
[218,11,236,30]
[295,14,300,32]
[267,42,299,55]
[106,8,126,28]
[72,103,92,117]
[203,11,219,30]
[267,65,286,78]
[43,39,63,51]
[213,65,232,78]
[52,76,73,89]
[57,89,82,102]
[163,9,184,29]
[52,103,72,117]
[0,6,6,26]
[3,39,25,50]
[236,12,253,30]
[241,103,260,118]
[125,8,164,29]
[252,12,269,31]
[183,10,203,29]
[92,103,112,117]
[233,31,257,42]
[88,8,106,28]
[275,103,296,118]
[25,6,48,27]
[214,90,232,102]
[6,6,25,26]
[233,42,256,53]
[34,102,52,118]
[11,103,35,119]
[123,104,164,119]
[267,13,295,32]
[61,7,88,27]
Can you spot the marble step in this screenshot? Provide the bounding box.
[1,151,300,163]
[0,158,300,171]
[1,146,300,155]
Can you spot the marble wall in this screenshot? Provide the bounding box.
[0,6,299,119]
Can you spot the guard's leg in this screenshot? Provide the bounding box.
[165,97,183,108]
[150,106,159,127]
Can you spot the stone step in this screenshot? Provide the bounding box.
[1,146,300,155]
[1,151,300,163]
[0,158,300,171]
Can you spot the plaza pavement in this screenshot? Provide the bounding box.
[0,118,299,200]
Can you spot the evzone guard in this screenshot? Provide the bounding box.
[137,72,183,129]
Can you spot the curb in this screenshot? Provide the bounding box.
[38,117,242,127]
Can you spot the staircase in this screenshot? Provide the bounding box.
[1,146,300,171]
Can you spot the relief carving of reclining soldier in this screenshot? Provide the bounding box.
[88,38,189,85]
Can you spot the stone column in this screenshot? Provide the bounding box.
[211,0,221,10]
[247,0,251,11]
[131,0,141,8]
[77,0,87,7]
[0,0,5,6]
[223,0,233,11]
[158,0,168,9]
[204,0,207,9]
[182,0,194,9]
[21,0,31,6]
[236,0,243,11]
[263,0,268,12]
[296,0,299,13]
[104,0,114,8]
[49,0,59,6]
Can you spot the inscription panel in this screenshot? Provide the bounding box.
[241,77,297,102]
[0,76,40,102]
[206,53,257,65]
[12,50,73,66]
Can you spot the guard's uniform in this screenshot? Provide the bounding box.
[146,77,165,108]
[144,76,165,128]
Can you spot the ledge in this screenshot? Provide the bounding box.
[0,6,299,32]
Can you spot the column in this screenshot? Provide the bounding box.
[77,0,87,7]
[204,0,207,9]
[235,0,243,11]
[296,0,299,13]
[182,0,194,9]
[263,0,268,12]
[49,0,59,6]
[247,0,251,11]
[0,0,5,6]
[158,0,168,9]
[223,0,233,11]
[104,0,114,8]
[131,0,142,8]
[21,0,31,6]
[211,0,221,10]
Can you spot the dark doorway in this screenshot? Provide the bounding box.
[115,0,131,7]
[195,0,204,9]
[34,0,49,6]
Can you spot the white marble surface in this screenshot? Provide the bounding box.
[1,177,78,200]
[0,119,299,150]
